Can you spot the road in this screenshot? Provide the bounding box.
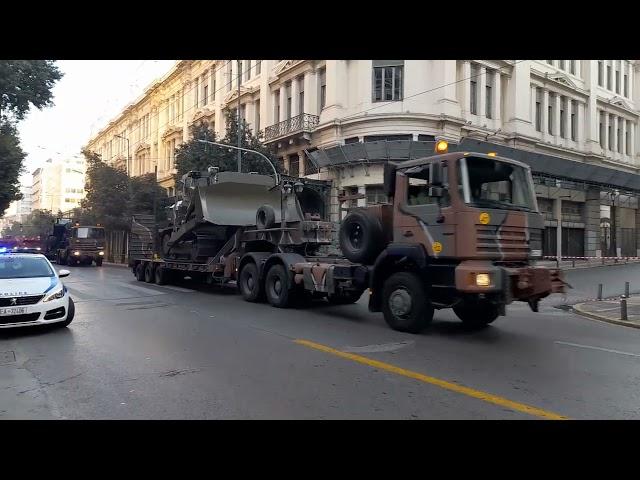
[2,263,640,419]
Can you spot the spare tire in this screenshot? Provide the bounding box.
[256,205,277,229]
[339,209,385,264]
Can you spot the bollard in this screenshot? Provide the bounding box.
[621,295,628,321]
[625,281,630,298]
[597,284,603,301]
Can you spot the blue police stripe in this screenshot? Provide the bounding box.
[43,277,59,294]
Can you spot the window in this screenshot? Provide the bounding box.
[319,67,326,109]
[548,93,554,134]
[485,70,493,119]
[624,73,629,97]
[245,61,251,82]
[203,84,208,105]
[289,154,299,177]
[226,61,232,91]
[286,82,292,120]
[616,70,620,94]
[599,111,605,148]
[366,185,388,205]
[559,97,565,138]
[298,76,305,114]
[547,60,554,66]
[255,99,260,132]
[608,114,614,150]
[274,90,280,123]
[240,104,246,122]
[238,61,243,87]
[255,60,261,75]
[470,64,478,115]
[559,60,566,70]
[571,100,577,141]
[570,60,576,75]
[535,88,542,132]
[598,61,604,86]
[372,60,403,102]
[607,65,612,90]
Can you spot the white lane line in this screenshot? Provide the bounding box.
[555,341,640,358]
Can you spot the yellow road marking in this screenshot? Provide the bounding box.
[294,339,569,420]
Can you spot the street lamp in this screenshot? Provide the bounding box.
[114,134,130,176]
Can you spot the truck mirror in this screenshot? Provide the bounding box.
[431,162,444,186]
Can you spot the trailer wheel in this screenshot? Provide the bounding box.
[144,263,155,283]
[239,262,264,302]
[453,300,500,328]
[135,263,145,282]
[382,272,433,333]
[155,266,168,285]
[265,264,292,308]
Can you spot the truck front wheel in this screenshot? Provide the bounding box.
[239,262,264,302]
[265,264,292,308]
[135,263,145,282]
[453,300,500,328]
[382,272,433,333]
[95,258,103,267]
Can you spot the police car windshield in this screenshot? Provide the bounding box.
[0,256,55,279]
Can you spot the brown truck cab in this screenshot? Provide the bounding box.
[344,145,565,332]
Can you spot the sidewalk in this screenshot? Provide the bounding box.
[573,297,640,329]
[538,258,640,270]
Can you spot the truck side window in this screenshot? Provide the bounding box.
[406,163,450,206]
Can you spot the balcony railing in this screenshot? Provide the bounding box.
[264,113,319,142]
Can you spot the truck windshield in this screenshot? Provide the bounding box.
[459,157,537,212]
[74,228,105,239]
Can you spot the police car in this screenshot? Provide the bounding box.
[0,251,75,329]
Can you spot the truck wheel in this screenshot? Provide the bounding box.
[265,264,292,308]
[155,266,169,285]
[327,291,363,305]
[453,300,500,328]
[339,209,385,264]
[57,252,67,265]
[135,263,145,282]
[95,258,103,267]
[144,263,155,283]
[239,262,264,302]
[382,272,433,333]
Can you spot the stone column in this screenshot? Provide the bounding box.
[553,94,561,138]
[298,151,306,177]
[304,69,317,116]
[585,187,601,257]
[460,61,471,115]
[478,66,487,120]
[493,71,501,122]
[357,186,366,207]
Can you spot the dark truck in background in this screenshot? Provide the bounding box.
[46,218,106,266]
[130,146,565,333]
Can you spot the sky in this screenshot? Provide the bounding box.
[16,60,176,188]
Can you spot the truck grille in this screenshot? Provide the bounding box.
[476,226,530,256]
[0,295,44,306]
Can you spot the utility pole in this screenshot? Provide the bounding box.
[237,60,242,172]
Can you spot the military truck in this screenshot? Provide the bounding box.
[131,145,565,333]
[47,218,106,267]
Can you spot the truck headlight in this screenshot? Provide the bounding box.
[73,251,81,256]
[99,251,104,256]
[530,249,542,258]
[43,285,65,302]
[475,273,491,287]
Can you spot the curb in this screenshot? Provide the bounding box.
[572,303,640,329]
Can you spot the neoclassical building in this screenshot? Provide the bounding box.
[85,60,640,257]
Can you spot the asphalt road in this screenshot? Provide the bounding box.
[2,263,640,419]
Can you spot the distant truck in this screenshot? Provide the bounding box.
[46,218,106,266]
[130,143,566,333]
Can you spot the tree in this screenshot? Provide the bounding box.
[174,111,280,183]
[0,122,25,215]
[129,173,167,222]
[1,209,56,238]
[0,60,63,216]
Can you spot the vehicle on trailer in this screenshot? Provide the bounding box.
[130,141,565,333]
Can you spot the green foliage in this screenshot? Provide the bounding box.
[0,122,25,215]
[1,209,56,238]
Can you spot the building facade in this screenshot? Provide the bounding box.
[31,157,87,214]
[0,188,32,233]
[85,60,640,257]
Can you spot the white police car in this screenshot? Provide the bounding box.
[0,252,75,329]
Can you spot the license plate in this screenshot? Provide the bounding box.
[0,307,28,316]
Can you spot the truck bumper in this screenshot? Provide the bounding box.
[454,260,565,302]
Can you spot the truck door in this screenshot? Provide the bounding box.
[394,161,455,258]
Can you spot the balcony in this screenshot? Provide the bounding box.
[264,113,319,143]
